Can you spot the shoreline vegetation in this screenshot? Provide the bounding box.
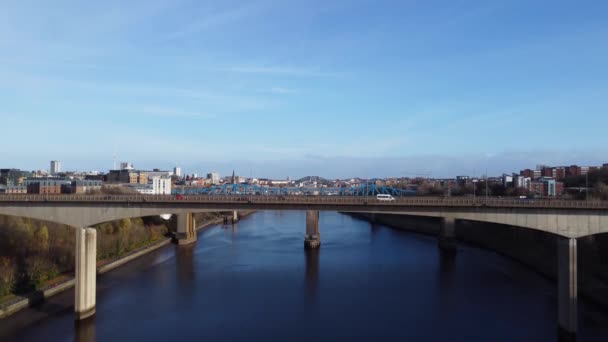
[0,211,253,318]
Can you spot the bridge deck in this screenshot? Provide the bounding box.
[0,195,606,210]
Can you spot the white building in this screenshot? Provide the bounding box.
[152,176,172,195]
[133,186,154,195]
[207,172,220,185]
[50,161,61,175]
[515,176,532,190]
[173,166,181,177]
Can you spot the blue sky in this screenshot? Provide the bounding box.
[1,0,607,178]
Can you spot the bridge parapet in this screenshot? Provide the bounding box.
[1,194,607,210]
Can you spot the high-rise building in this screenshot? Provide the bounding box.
[50,161,61,175]
[207,172,220,185]
[151,176,172,195]
[173,166,181,177]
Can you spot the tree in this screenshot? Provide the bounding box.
[117,218,132,255]
[25,256,59,289]
[34,225,49,253]
[594,182,608,200]
[0,257,16,297]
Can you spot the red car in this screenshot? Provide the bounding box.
[175,194,185,200]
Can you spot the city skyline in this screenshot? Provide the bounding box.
[4,154,607,181]
[2,1,608,177]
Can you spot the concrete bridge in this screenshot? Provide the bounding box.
[1,194,607,339]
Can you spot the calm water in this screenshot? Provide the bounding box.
[1,211,608,341]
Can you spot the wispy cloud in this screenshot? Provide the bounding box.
[270,87,298,94]
[216,65,342,78]
[158,2,268,42]
[136,106,216,119]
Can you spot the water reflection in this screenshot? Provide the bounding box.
[176,244,196,287]
[437,248,457,316]
[231,223,238,239]
[74,317,95,342]
[304,248,320,301]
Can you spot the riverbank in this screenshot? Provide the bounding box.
[0,211,252,319]
[346,212,608,310]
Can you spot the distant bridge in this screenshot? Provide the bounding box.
[174,183,417,196]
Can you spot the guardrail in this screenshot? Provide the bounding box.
[0,194,607,209]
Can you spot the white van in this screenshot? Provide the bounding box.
[376,194,395,202]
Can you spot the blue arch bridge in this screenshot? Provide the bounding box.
[172,183,417,196]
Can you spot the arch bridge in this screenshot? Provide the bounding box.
[1,194,606,339]
[174,183,416,196]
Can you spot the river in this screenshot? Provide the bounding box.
[1,211,607,341]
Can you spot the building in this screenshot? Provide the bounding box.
[0,185,27,194]
[173,167,181,177]
[531,178,564,197]
[106,170,148,184]
[566,165,581,177]
[0,169,32,186]
[514,176,532,190]
[69,180,103,194]
[541,167,553,178]
[520,169,534,178]
[530,181,546,197]
[146,169,172,179]
[50,161,61,175]
[456,176,470,186]
[25,178,71,194]
[120,162,134,170]
[207,172,220,185]
[555,167,566,181]
[502,174,514,187]
[126,184,155,195]
[151,176,172,195]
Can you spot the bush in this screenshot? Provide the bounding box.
[25,256,60,290]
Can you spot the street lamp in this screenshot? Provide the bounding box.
[485,168,489,202]
[473,179,477,200]
[586,172,589,201]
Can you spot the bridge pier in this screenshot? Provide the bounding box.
[557,238,577,341]
[75,227,96,320]
[232,210,239,223]
[176,212,197,245]
[304,210,320,249]
[438,217,457,252]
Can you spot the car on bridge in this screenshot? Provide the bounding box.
[376,194,395,201]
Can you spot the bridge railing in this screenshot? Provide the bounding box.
[0,194,607,209]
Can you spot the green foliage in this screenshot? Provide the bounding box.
[34,225,49,253]
[25,256,59,289]
[0,257,17,297]
[0,214,173,297]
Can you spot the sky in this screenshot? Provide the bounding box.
[1,0,607,178]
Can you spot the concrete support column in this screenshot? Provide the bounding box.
[438,217,457,252]
[304,210,320,249]
[75,227,96,320]
[558,238,577,341]
[232,210,239,223]
[176,212,197,245]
